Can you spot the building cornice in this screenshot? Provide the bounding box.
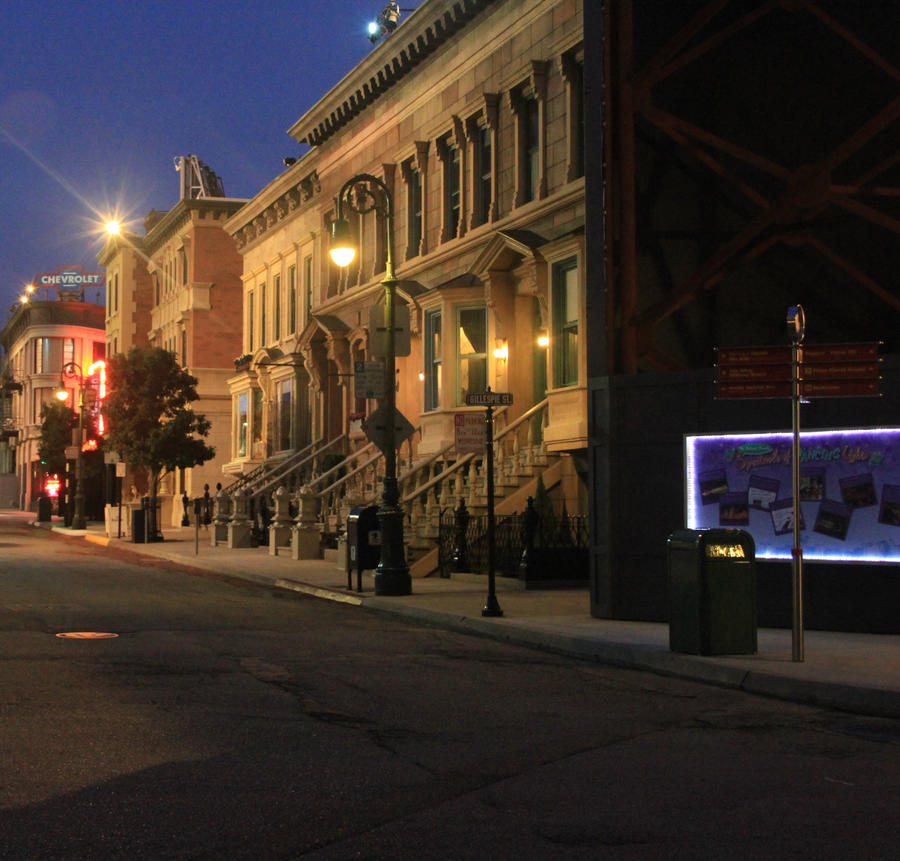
[229,168,322,253]
[144,197,247,253]
[287,0,498,147]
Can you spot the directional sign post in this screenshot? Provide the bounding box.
[464,389,512,617]
[715,308,882,664]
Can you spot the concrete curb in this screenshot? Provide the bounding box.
[34,522,900,720]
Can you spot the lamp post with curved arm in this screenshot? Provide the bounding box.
[330,174,411,596]
[55,361,94,530]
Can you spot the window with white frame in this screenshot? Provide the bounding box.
[248,291,255,352]
[456,306,487,405]
[288,265,296,335]
[237,392,248,457]
[424,309,442,411]
[260,282,267,346]
[274,274,281,341]
[276,377,293,451]
[552,257,579,388]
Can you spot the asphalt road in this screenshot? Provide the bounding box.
[0,514,898,859]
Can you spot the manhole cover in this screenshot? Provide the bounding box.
[56,632,119,639]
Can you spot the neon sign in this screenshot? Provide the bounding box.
[685,428,900,564]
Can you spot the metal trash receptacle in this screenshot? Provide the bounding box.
[667,528,757,656]
[37,496,53,523]
[346,505,381,589]
[131,508,146,543]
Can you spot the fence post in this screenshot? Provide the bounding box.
[452,498,470,573]
[519,496,540,580]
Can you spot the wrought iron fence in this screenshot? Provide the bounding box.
[438,499,589,583]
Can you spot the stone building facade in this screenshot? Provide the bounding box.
[223,0,585,524]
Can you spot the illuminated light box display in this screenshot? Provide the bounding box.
[685,428,900,564]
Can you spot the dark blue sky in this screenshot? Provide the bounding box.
[0,0,394,316]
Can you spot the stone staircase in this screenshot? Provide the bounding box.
[218,399,557,577]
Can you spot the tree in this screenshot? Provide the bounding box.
[38,400,76,477]
[104,347,215,531]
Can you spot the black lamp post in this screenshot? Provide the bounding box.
[330,173,411,596]
[56,361,93,530]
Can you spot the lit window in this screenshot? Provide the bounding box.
[457,307,487,405]
[425,310,442,411]
[553,258,579,387]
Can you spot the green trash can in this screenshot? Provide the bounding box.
[667,528,757,656]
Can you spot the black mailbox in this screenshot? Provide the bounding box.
[346,505,381,591]
[667,528,757,656]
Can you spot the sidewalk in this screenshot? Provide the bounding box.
[40,517,900,719]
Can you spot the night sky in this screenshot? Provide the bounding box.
[0,0,395,316]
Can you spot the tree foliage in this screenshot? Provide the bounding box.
[38,400,76,475]
[104,347,214,501]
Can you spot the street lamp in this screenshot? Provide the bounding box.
[330,173,411,596]
[55,361,94,530]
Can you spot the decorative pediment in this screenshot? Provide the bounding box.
[470,229,546,276]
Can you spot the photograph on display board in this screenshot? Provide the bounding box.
[719,492,749,526]
[839,473,878,509]
[813,499,853,541]
[800,465,826,501]
[699,468,728,504]
[748,474,780,510]
[878,484,900,527]
[770,498,806,536]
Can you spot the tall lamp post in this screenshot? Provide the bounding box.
[330,174,411,596]
[55,362,93,530]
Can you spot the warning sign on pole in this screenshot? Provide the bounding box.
[454,413,485,453]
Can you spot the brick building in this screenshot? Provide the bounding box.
[98,158,247,523]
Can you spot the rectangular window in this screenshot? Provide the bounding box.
[444,142,461,241]
[276,378,293,452]
[252,388,264,452]
[553,259,579,387]
[457,307,487,405]
[477,126,492,225]
[288,266,296,335]
[425,310,442,411]
[33,337,74,374]
[407,164,422,258]
[181,329,188,367]
[181,249,188,284]
[248,291,255,353]
[114,274,119,313]
[237,393,248,457]
[260,282,267,346]
[274,274,281,340]
[304,255,313,319]
[524,96,540,203]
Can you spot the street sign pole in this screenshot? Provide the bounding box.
[482,398,503,617]
[787,305,805,663]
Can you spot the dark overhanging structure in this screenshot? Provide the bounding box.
[586,1,900,633]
